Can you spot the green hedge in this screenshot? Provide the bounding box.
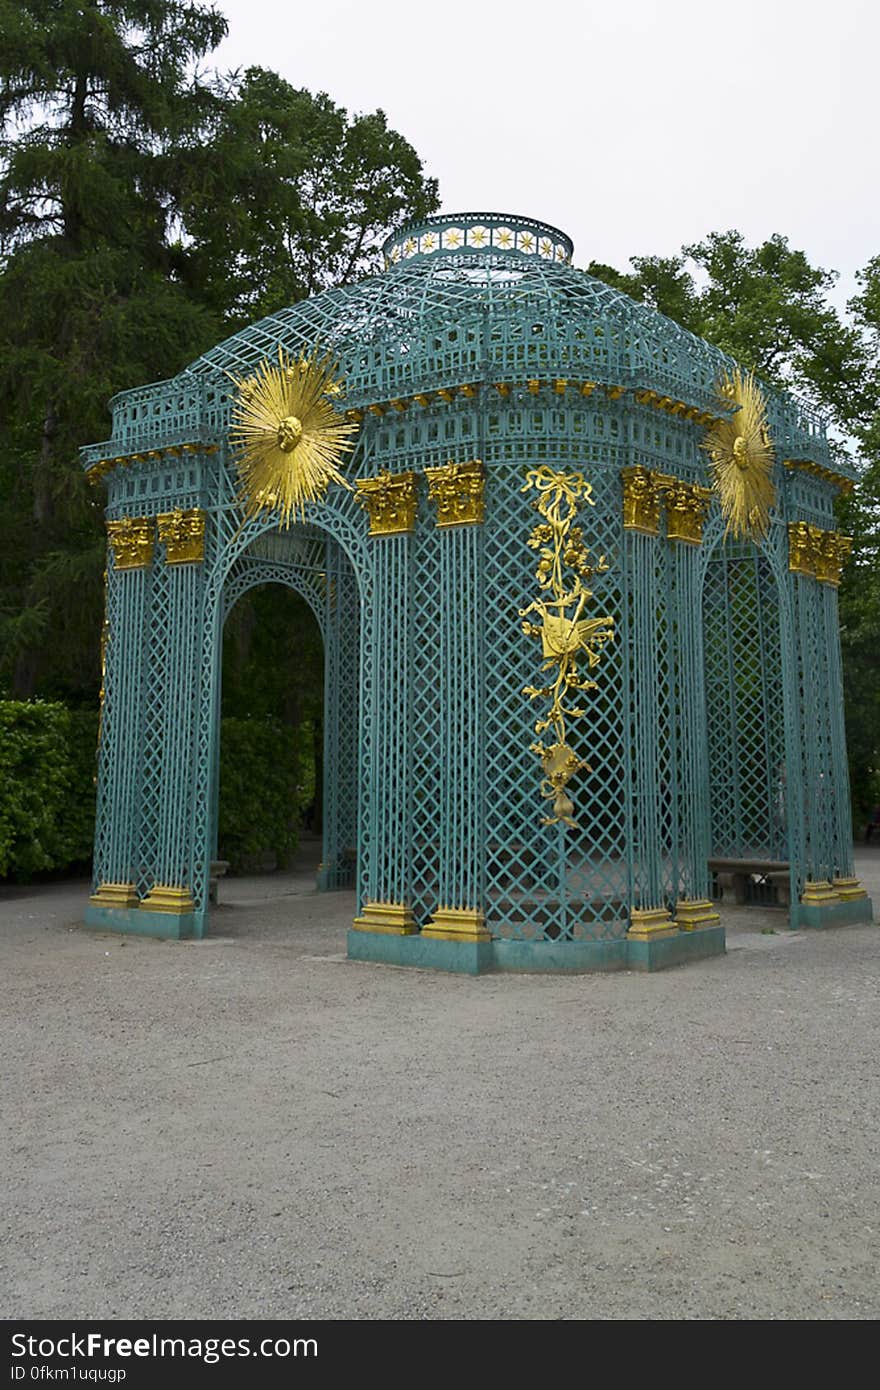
[0,703,315,882]
[0,702,98,879]
[218,716,315,873]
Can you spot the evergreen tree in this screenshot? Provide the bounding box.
[179,67,439,326]
[0,0,228,697]
[0,5,438,702]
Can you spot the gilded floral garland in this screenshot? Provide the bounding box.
[519,467,614,829]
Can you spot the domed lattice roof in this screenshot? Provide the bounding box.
[88,212,836,476]
[185,212,731,416]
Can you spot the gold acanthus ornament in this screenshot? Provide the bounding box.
[106,517,154,570]
[355,469,418,535]
[157,508,206,564]
[424,459,485,526]
[702,368,775,540]
[228,345,357,527]
[788,522,852,586]
[520,467,614,829]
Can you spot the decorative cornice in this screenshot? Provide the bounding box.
[634,388,720,426]
[86,441,217,485]
[783,457,853,495]
[788,522,852,586]
[107,517,154,570]
[424,459,485,527]
[355,469,417,535]
[157,508,206,565]
[343,379,730,424]
[664,478,713,545]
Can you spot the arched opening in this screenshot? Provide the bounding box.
[702,535,788,907]
[209,525,361,921]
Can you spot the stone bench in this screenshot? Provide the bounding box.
[709,858,791,908]
[209,860,230,905]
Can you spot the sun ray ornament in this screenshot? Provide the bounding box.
[228,345,357,527]
[702,368,775,541]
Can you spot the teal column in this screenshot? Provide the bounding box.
[89,527,151,910]
[821,582,853,878]
[421,469,487,944]
[666,506,718,931]
[352,473,416,936]
[139,510,206,922]
[795,571,835,885]
[320,541,359,890]
[625,527,678,938]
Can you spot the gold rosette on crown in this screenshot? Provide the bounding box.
[228,345,357,527]
[702,368,775,541]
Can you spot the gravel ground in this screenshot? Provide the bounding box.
[2,845,879,1322]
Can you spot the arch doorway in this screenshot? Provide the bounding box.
[210,526,360,906]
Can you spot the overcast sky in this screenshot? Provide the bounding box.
[212,0,878,307]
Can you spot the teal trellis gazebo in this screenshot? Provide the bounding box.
[81,211,873,971]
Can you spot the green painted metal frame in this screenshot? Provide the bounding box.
[83,211,871,959]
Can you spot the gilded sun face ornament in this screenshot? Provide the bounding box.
[228,345,357,527]
[702,368,775,541]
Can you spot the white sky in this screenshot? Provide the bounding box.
[212,0,879,307]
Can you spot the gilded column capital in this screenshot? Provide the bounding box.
[355,469,417,535]
[107,516,154,570]
[621,466,662,535]
[157,508,206,564]
[788,523,851,585]
[787,521,815,577]
[814,530,851,586]
[664,479,713,545]
[424,459,485,527]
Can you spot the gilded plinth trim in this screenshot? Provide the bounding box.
[520,467,614,829]
[831,876,867,901]
[675,899,721,930]
[627,907,679,940]
[424,459,485,527]
[799,879,839,906]
[140,885,195,914]
[788,523,852,586]
[355,470,417,535]
[107,517,154,570]
[665,480,713,545]
[157,508,206,564]
[422,907,489,942]
[352,901,418,935]
[89,882,139,910]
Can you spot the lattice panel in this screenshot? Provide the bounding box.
[409,490,443,925]
[321,539,360,890]
[794,573,837,883]
[703,543,786,860]
[483,462,627,941]
[134,559,170,896]
[365,533,412,904]
[92,560,122,889]
[822,583,855,879]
